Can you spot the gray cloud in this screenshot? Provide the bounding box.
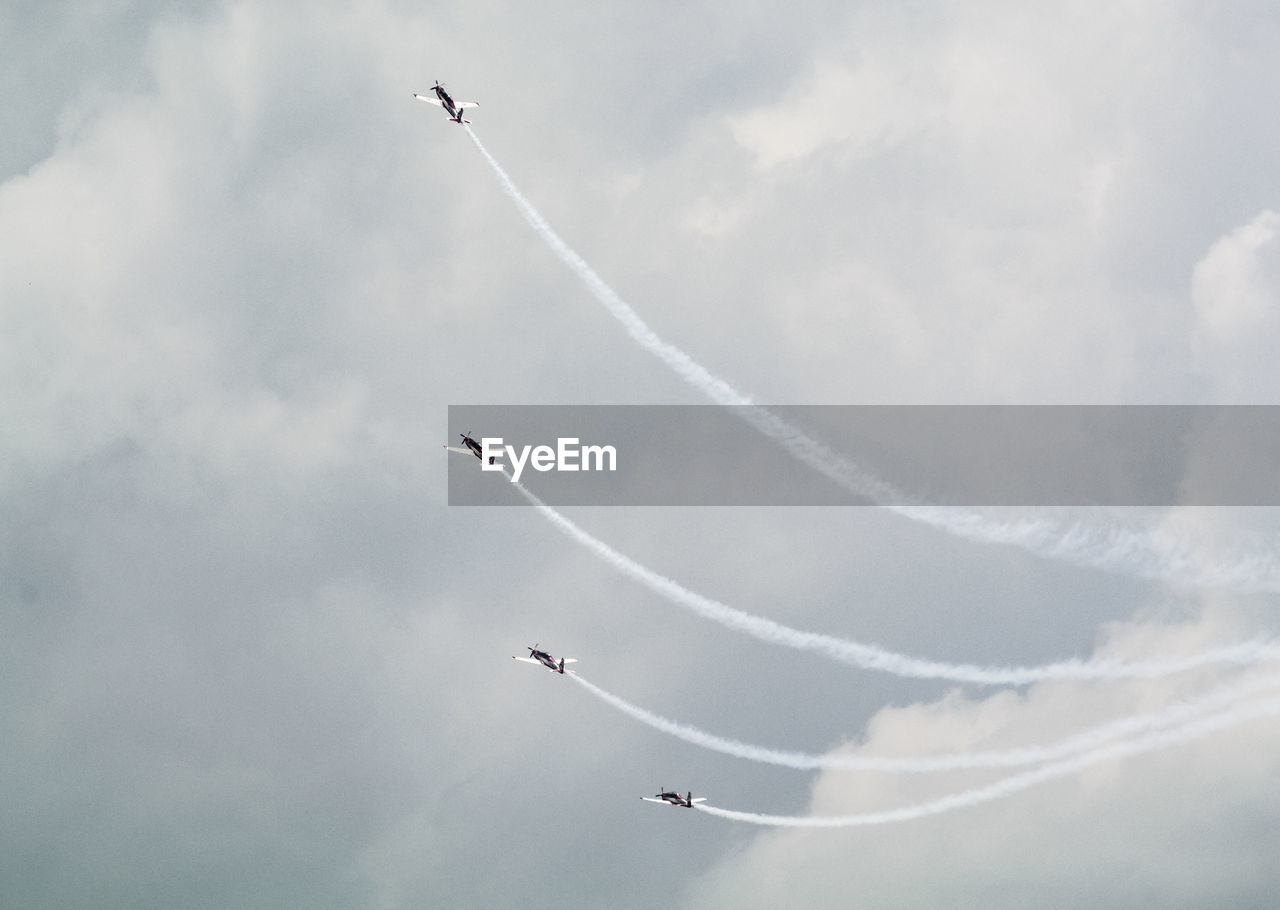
[5,1,1280,908]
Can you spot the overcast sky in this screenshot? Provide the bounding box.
[5,1,1280,907]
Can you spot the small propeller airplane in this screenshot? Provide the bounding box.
[443,432,496,465]
[641,789,707,808]
[513,644,577,675]
[413,81,478,124]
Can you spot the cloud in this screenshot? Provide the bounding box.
[1191,210,1280,399]
[606,2,1219,406]
[1193,210,1280,342]
[0,1,470,501]
[727,50,942,171]
[685,608,1280,908]
[7,2,1280,909]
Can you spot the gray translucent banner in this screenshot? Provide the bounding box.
[446,405,1280,506]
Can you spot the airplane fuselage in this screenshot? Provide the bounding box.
[514,646,575,674]
[413,83,476,125]
[529,649,562,672]
[460,434,496,464]
[431,85,471,122]
[435,88,461,119]
[642,788,703,807]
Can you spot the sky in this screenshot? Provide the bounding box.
[4,0,1280,907]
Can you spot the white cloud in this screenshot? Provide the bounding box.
[727,51,943,171]
[686,608,1280,908]
[1193,210,1280,342]
[7,2,1280,908]
[0,1,457,500]
[1191,210,1280,399]
[623,1,1222,404]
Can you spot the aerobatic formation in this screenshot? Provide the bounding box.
[424,83,1280,827]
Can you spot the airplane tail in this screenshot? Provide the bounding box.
[558,658,565,673]
[687,791,693,807]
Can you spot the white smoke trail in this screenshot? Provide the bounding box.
[510,477,1280,685]
[694,692,1280,826]
[570,671,1280,772]
[464,126,752,410]
[464,125,1280,591]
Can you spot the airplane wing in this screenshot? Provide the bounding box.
[640,797,668,804]
[413,94,444,106]
[512,657,542,665]
[443,446,472,455]
[457,101,479,109]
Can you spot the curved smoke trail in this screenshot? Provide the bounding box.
[570,671,1280,772]
[511,477,1280,685]
[464,125,1280,591]
[694,693,1280,826]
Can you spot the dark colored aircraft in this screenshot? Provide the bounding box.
[443,433,496,464]
[413,81,478,124]
[513,644,577,674]
[642,790,707,808]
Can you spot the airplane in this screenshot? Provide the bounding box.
[413,81,478,124]
[512,644,577,674]
[443,432,496,464]
[641,789,707,808]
